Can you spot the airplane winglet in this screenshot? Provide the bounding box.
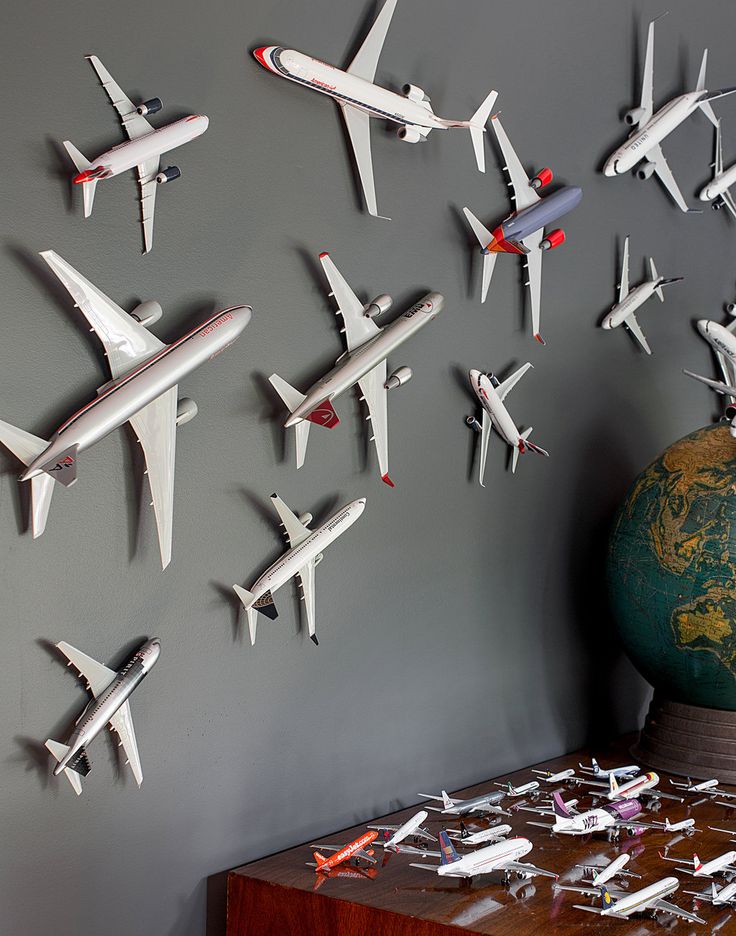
[381,473,395,488]
[534,333,546,345]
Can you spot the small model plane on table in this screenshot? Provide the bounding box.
[417,789,507,817]
[685,880,736,907]
[557,876,705,925]
[574,854,640,887]
[0,251,251,569]
[270,252,442,486]
[526,791,656,837]
[410,831,557,882]
[579,770,682,803]
[466,364,549,487]
[532,767,576,784]
[252,0,496,218]
[463,114,582,344]
[233,493,366,646]
[446,822,512,846]
[308,830,379,874]
[45,638,160,795]
[660,848,736,879]
[578,758,640,780]
[64,56,209,252]
[368,810,436,850]
[602,236,683,354]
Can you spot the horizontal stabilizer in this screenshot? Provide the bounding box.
[463,206,493,249]
[0,418,48,466]
[468,89,498,173]
[269,374,306,413]
[40,445,79,487]
[45,739,83,796]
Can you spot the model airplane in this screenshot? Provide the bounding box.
[368,810,435,849]
[308,831,379,873]
[45,638,160,794]
[654,817,699,835]
[270,252,442,485]
[660,848,736,879]
[603,16,735,212]
[417,789,507,817]
[526,791,650,837]
[558,876,704,925]
[496,780,540,799]
[685,881,736,907]
[670,777,729,797]
[233,493,365,645]
[446,822,512,846]
[463,116,581,344]
[64,56,209,252]
[532,768,576,784]
[575,854,640,887]
[582,770,682,803]
[466,365,549,486]
[410,831,557,882]
[699,122,736,216]
[578,758,640,780]
[252,0,496,218]
[602,236,683,354]
[690,315,736,404]
[0,251,250,568]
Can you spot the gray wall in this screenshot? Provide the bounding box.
[2,0,734,933]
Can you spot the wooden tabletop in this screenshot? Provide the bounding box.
[227,741,736,934]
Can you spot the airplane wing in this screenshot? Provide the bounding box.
[128,388,178,570]
[623,311,652,355]
[57,641,117,697]
[478,408,492,488]
[108,699,143,786]
[506,861,557,880]
[522,229,545,342]
[716,120,724,177]
[556,883,626,899]
[618,236,630,303]
[320,253,382,352]
[137,158,160,254]
[646,788,683,802]
[338,104,381,219]
[296,558,317,643]
[270,493,311,548]
[648,143,691,213]
[86,55,154,141]
[638,20,655,126]
[490,115,540,212]
[652,898,705,925]
[684,370,736,396]
[346,0,397,82]
[354,848,378,865]
[40,250,165,379]
[496,362,533,402]
[357,359,390,482]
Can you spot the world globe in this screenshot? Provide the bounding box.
[608,423,736,710]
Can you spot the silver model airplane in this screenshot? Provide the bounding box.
[45,638,160,795]
[269,252,442,486]
[0,251,251,568]
[417,789,507,817]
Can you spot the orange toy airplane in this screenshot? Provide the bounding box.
[309,830,379,873]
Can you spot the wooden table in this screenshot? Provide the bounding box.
[227,743,736,934]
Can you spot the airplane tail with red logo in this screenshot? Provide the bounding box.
[0,418,57,538]
[438,831,460,866]
[694,853,703,872]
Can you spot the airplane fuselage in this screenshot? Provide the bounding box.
[592,854,631,886]
[20,306,250,483]
[713,881,736,904]
[698,319,736,363]
[317,831,377,872]
[491,186,583,252]
[602,876,679,917]
[700,161,736,201]
[385,811,429,849]
[553,798,643,835]
[470,370,522,449]
[693,850,736,877]
[285,294,441,426]
[450,824,512,845]
[55,638,160,776]
[608,771,659,800]
[603,280,660,330]
[438,837,532,878]
[440,791,506,815]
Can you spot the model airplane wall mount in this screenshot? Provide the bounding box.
[685,314,736,432]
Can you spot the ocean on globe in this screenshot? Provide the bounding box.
[608,423,736,710]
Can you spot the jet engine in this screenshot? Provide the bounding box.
[397,126,422,143]
[625,106,646,125]
[712,199,725,211]
[540,228,565,251]
[466,415,482,433]
[530,167,553,190]
[130,300,163,326]
[637,161,656,180]
[176,397,198,427]
[384,366,412,390]
[298,512,313,526]
[363,294,392,318]
[726,301,736,315]
[137,97,163,116]
[156,166,181,184]
[402,83,429,103]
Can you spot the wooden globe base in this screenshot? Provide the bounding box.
[633,694,736,784]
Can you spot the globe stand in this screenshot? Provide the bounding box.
[633,693,736,784]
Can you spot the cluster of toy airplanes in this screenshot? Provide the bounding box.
[302,757,736,925]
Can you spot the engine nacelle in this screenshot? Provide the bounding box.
[637,161,656,180]
[530,167,553,190]
[137,97,163,116]
[402,83,428,103]
[130,299,163,326]
[176,397,198,427]
[363,294,392,318]
[156,166,181,184]
[298,512,313,526]
[397,126,422,144]
[625,106,646,126]
[540,228,565,251]
[726,301,736,315]
[384,366,412,390]
[466,415,482,433]
[713,199,725,211]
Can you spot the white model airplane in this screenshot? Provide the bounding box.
[270,252,441,485]
[532,768,576,784]
[660,848,736,879]
[253,0,496,218]
[558,876,704,924]
[417,789,507,817]
[574,854,640,887]
[496,780,540,798]
[578,758,640,780]
[410,831,557,882]
[466,365,548,486]
[685,881,736,907]
[603,16,735,212]
[669,777,727,796]
[64,56,209,253]
[368,810,436,849]
[601,236,683,354]
[579,770,681,803]
[700,122,736,216]
[685,315,736,426]
[446,822,512,846]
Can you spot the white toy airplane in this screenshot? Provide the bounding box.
[574,854,640,887]
[368,810,436,849]
[496,780,540,798]
[685,881,736,907]
[558,876,704,924]
[64,56,209,253]
[411,831,557,882]
[582,770,682,803]
[669,777,727,797]
[446,822,512,846]
[417,789,507,817]
[578,758,640,780]
[660,848,736,879]
[700,122,736,216]
[252,0,496,218]
[603,16,735,212]
[532,768,576,784]
[466,365,548,486]
[601,236,683,354]
[234,493,365,645]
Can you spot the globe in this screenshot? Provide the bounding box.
[608,423,736,710]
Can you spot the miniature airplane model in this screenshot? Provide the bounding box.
[270,252,442,485]
[688,315,736,407]
[602,236,683,354]
[496,780,540,799]
[252,0,496,218]
[654,817,699,835]
[466,365,549,487]
[532,768,576,784]
[575,854,640,887]
[410,831,557,881]
[578,758,640,780]
[582,770,682,802]
[0,251,250,569]
[526,791,649,837]
[45,638,160,795]
[670,777,725,796]
[685,881,736,907]
[660,848,736,879]
[700,122,736,216]
[308,831,379,873]
[368,810,436,849]
[447,822,512,846]
[64,56,209,253]
[463,116,581,343]
[603,16,735,212]
[558,876,704,925]
[417,789,507,817]
[233,493,366,646]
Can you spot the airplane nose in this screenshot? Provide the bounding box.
[696,319,710,336]
[252,46,274,70]
[602,319,611,330]
[468,368,481,382]
[603,158,618,177]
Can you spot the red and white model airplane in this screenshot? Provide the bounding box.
[308,830,379,874]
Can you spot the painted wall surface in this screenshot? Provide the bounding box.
[1,1,733,933]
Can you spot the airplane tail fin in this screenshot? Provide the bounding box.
[609,773,619,796]
[44,739,83,796]
[438,830,461,866]
[0,418,56,538]
[552,790,572,819]
[694,853,703,872]
[591,758,600,774]
[63,141,97,217]
[513,428,533,474]
[600,885,614,910]
[313,851,327,868]
[462,207,497,303]
[269,374,311,469]
[441,790,454,810]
